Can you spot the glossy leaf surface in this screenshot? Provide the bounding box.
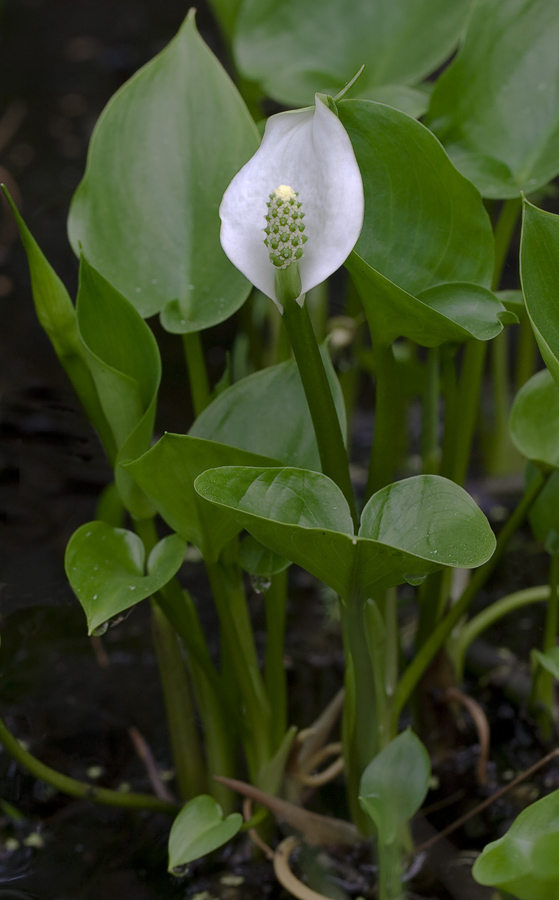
[168,795,242,870]
[68,11,259,333]
[76,257,160,518]
[521,200,559,386]
[337,101,503,346]
[473,790,559,899]
[426,0,559,198]
[194,468,495,601]
[359,730,430,844]
[190,346,346,470]
[65,522,186,634]
[234,0,472,109]
[510,369,559,470]
[124,435,278,562]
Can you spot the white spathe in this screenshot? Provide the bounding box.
[219,95,364,310]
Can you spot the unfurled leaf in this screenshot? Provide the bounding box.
[190,345,346,470]
[520,200,559,385]
[234,0,472,109]
[194,468,495,601]
[473,790,559,900]
[510,370,559,470]
[426,0,559,198]
[168,795,242,871]
[68,11,259,333]
[359,730,430,844]
[65,522,186,634]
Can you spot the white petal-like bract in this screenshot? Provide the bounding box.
[219,95,364,309]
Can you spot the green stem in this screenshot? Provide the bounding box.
[451,585,550,680]
[441,339,486,486]
[206,556,272,779]
[342,598,379,831]
[0,715,178,814]
[378,838,404,900]
[281,290,357,529]
[151,601,206,800]
[516,315,537,391]
[493,198,522,291]
[393,469,548,726]
[422,346,440,475]
[366,341,402,500]
[533,553,559,739]
[182,331,211,417]
[264,569,288,751]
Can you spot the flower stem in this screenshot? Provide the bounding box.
[393,469,548,725]
[532,552,559,739]
[278,268,357,530]
[440,339,486,486]
[422,346,440,475]
[0,715,178,814]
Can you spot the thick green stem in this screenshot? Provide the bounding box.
[493,198,522,291]
[441,340,486,486]
[422,346,440,475]
[367,341,402,500]
[378,838,404,900]
[394,469,548,726]
[0,715,178,814]
[182,331,211,418]
[516,315,537,391]
[264,569,288,751]
[151,601,206,800]
[280,284,357,529]
[206,555,272,779]
[342,598,379,832]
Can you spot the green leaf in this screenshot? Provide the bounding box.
[65,522,186,634]
[234,0,472,109]
[168,795,242,871]
[194,469,495,601]
[68,10,259,333]
[123,434,279,562]
[1,187,115,458]
[510,369,559,470]
[473,790,559,900]
[359,730,430,844]
[238,534,290,578]
[337,100,500,346]
[525,463,559,548]
[520,200,559,385]
[190,345,346,470]
[76,257,160,518]
[532,647,559,681]
[426,0,559,198]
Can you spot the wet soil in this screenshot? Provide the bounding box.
[2,2,559,898]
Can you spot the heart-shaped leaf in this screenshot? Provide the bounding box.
[65,522,186,634]
[194,468,495,602]
[359,730,430,844]
[76,257,160,518]
[123,434,279,562]
[68,11,259,333]
[473,790,559,900]
[190,344,346,470]
[234,0,472,109]
[426,0,559,198]
[168,795,242,871]
[337,100,502,346]
[520,199,559,386]
[510,369,559,470]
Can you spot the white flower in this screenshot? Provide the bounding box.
[219,95,364,311]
